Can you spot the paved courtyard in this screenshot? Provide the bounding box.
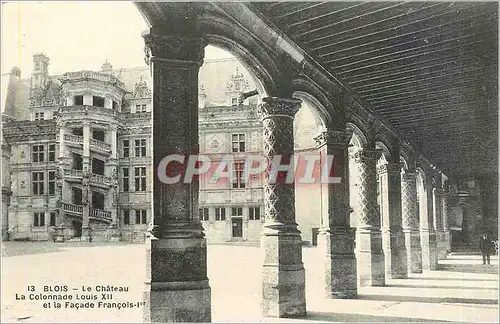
[1,241,498,323]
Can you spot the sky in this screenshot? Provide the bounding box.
[1,1,233,77]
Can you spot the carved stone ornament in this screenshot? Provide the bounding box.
[226,67,249,93]
[349,148,383,164]
[257,97,302,120]
[142,32,206,64]
[378,162,401,174]
[314,129,353,150]
[133,75,151,99]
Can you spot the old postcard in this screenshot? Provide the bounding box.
[1,1,498,323]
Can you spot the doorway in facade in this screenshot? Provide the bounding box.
[232,218,243,238]
[72,220,82,237]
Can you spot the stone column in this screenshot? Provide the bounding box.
[58,126,71,202]
[350,148,385,286]
[421,181,438,270]
[434,188,446,259]
[66,94,74,106]
[258,97,306,317]
[142,30,211,322]
[83,92,92,106]
[82,120,91,172]
[106,125,119,239]
[79,170,91,241]
[401,171,422,273]
[81,120,91,241]
[314,129,357,299]
[2,188,11,241]
[442,191,451,253]
[1,141,11,240]
[379,162,407,278]
[104,95,113,109]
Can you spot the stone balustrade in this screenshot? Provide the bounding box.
[64,134,84,144]
[89,138,111,151]
[61,202,83,214]
[90,173,112,186]
[90,208,112,221]
[61,70,125,88]
[60,202,111,222]
[63,169,112,186]
[64,169,83,178]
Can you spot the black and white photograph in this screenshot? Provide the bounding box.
[1,1,498,323]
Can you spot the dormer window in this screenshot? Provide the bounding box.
[34,112,44,121]
[231,98,241,106]
[135,104,147,113]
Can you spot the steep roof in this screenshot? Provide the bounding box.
[3,57,256,121]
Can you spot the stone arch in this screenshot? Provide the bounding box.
[375,141,392,163]
[134,2,162,27]
[196,14,281,97]
[135,4,279,97]
[375,132,397,163]
[346,121,369,149]
[291,77,337,129]
[400,155,409,172]
[203,34,274,98]
[292,91,328,131]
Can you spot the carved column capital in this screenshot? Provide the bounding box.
[401,171,417,182]
[378,162,401,175]
[257,97,301,120]
[314,129,353,150]
[142,31,206,65]
[349,148,383,164]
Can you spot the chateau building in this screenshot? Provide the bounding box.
[1,53,324,244]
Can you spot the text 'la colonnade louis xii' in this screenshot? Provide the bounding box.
[1,1,498,323]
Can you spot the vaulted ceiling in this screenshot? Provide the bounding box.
[250,1,498,178]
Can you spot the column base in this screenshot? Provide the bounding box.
[261,232,306,318]
[437,231,448,260]
[143,282,211,322]
[81,226,92,242]
[53,225,66,243]
[144,235,211,322]
[421,229,438,270]
[356,228,385,287]
[383,229,408,279]
[404,229,422,273]
[107,224,121,242]
[444,231,451,253]
[321,230,357,299]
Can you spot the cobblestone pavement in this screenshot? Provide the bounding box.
[1,242,498,323]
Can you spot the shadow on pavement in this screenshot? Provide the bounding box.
[359,294,498,305]
[438,263,499,275]
[405,277,498,282]
[386,283,496,290]
[304,311,449,322]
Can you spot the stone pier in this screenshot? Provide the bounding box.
[258,97,307,318]
[351,148,385,286]
[142,29,211,322]
[379,161,407,279]
[421,175,438,270]
[401,171,422,273]
[315,129,357,299]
